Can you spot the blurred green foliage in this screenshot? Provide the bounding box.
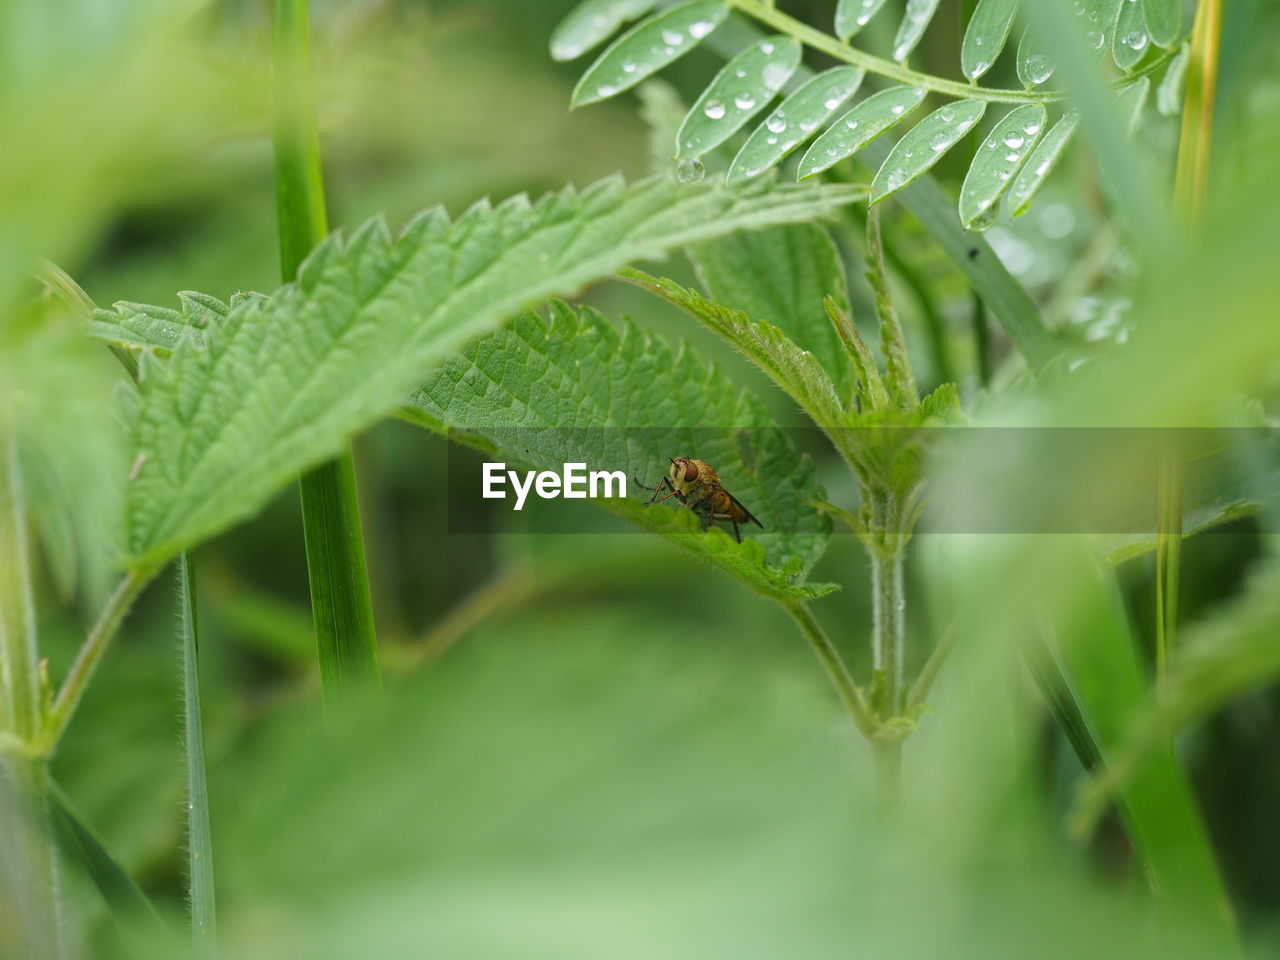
[3,0,1280,958]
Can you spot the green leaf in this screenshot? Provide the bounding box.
[727,67,864,185]
[797,86,926,181]
[409,302,836,600]
[550,0,660,61]
[1140,0,1180,49]
[892,0,943,62]
[835,0,891,40]
[961,0,1018,81]
[178,554,216,946]
[1006,111,1078,217]
[1156,41,1190,116]
[1111,0,1151,72]
[119,175,864,568]
[621,269,847,429]
[1117,75,1151,133]
[958,104,1047,230]
[870,100,987,206]
[685,223,853,397]
[1015,25,1055,88]
[87,293,245,354]
[677,35,799,160]
[571,1,728,107]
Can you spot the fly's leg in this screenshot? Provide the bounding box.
[732,518,741,543]
[638,475,681,507]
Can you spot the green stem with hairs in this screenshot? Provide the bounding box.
[273,0,382,707]
[781,601,877,741]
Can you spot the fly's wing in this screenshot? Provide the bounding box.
[725,489,763,528]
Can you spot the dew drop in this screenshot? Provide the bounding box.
[596,82,619,98]
[887,169,907,190]
[1125,31,1149,51]
[1023,122,1042,136]
[735,69,747,78]
[939,106,955,122]
[734,92,756,110]
[675,158,705,183]
[1003,134,1025,148]
[1025,55,1053,85]
[846,119,860,130]
[800,117,820,131]
[766,136,778,144]
[1086,30,1104,49]
[661,29,684,46]
[824,93,844,109]
[762,62,791,89]
[891,104,905,115]
[760,41,775,54]
[766,114,787,133]
[704,99,726,119]
[1005,152,1020,162]
[621,60,637,74]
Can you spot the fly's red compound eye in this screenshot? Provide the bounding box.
[682,460,699,483]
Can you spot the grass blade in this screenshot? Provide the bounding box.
[50,782,169,949]
[273,0,382,705]
[178,554,216,949]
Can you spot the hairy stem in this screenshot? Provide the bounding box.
[273,0,382,707]
[0,435,41,740]
[781,600,877,740]
[2,755,63,958]
[726,0,1174,104]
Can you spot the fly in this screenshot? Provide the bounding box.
[636,457,763,543]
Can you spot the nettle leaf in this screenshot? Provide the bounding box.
[727,67,864,185]
[571,1,728,107]
[870,100,987,205]
[686,223,854,399]
[1111,0,1151,72]
[1007,111,1078,217]
[835,0,892,40]
[797,85,927,181]
[961,0,1018,81]
[1016,25,1055,88]
[88,293,260,354]
[958,104,1047,230]
[121,174,863,568]
[892,0,943,62]
[677,35,799,160]
[1140,0,1180,49]
[409,302,837,600]
[550,0,660,62]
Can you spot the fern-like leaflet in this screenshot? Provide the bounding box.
[553,0,1187,231]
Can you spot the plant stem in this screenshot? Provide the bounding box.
[0,435,63,956]
[40,571,150,753]
[726,0,1174,104]
[781,600,877,740]
[2,754,63,958]
[1173,0,1222,228]
[869,534,906,718]
[1155,443,1184,691]
[872,740,901,812]
[178,554,216,949]
[273,0,382,707]
[0,435,41,741]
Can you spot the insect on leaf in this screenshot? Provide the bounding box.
[410,302,836,598]
[1006,111,1078,217]
[571,1,728,107]
[1140,0,1181,49]
[677,35,800,160]
[892,0,943,62]
[961,0,1018,82]
[959,104,1046,230]
[835,0,892,41]
[797,85,927,181]
[1111,0,1151,72]
[727,67,864,185]
[550,0,660,61]
[870,100,987,206]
